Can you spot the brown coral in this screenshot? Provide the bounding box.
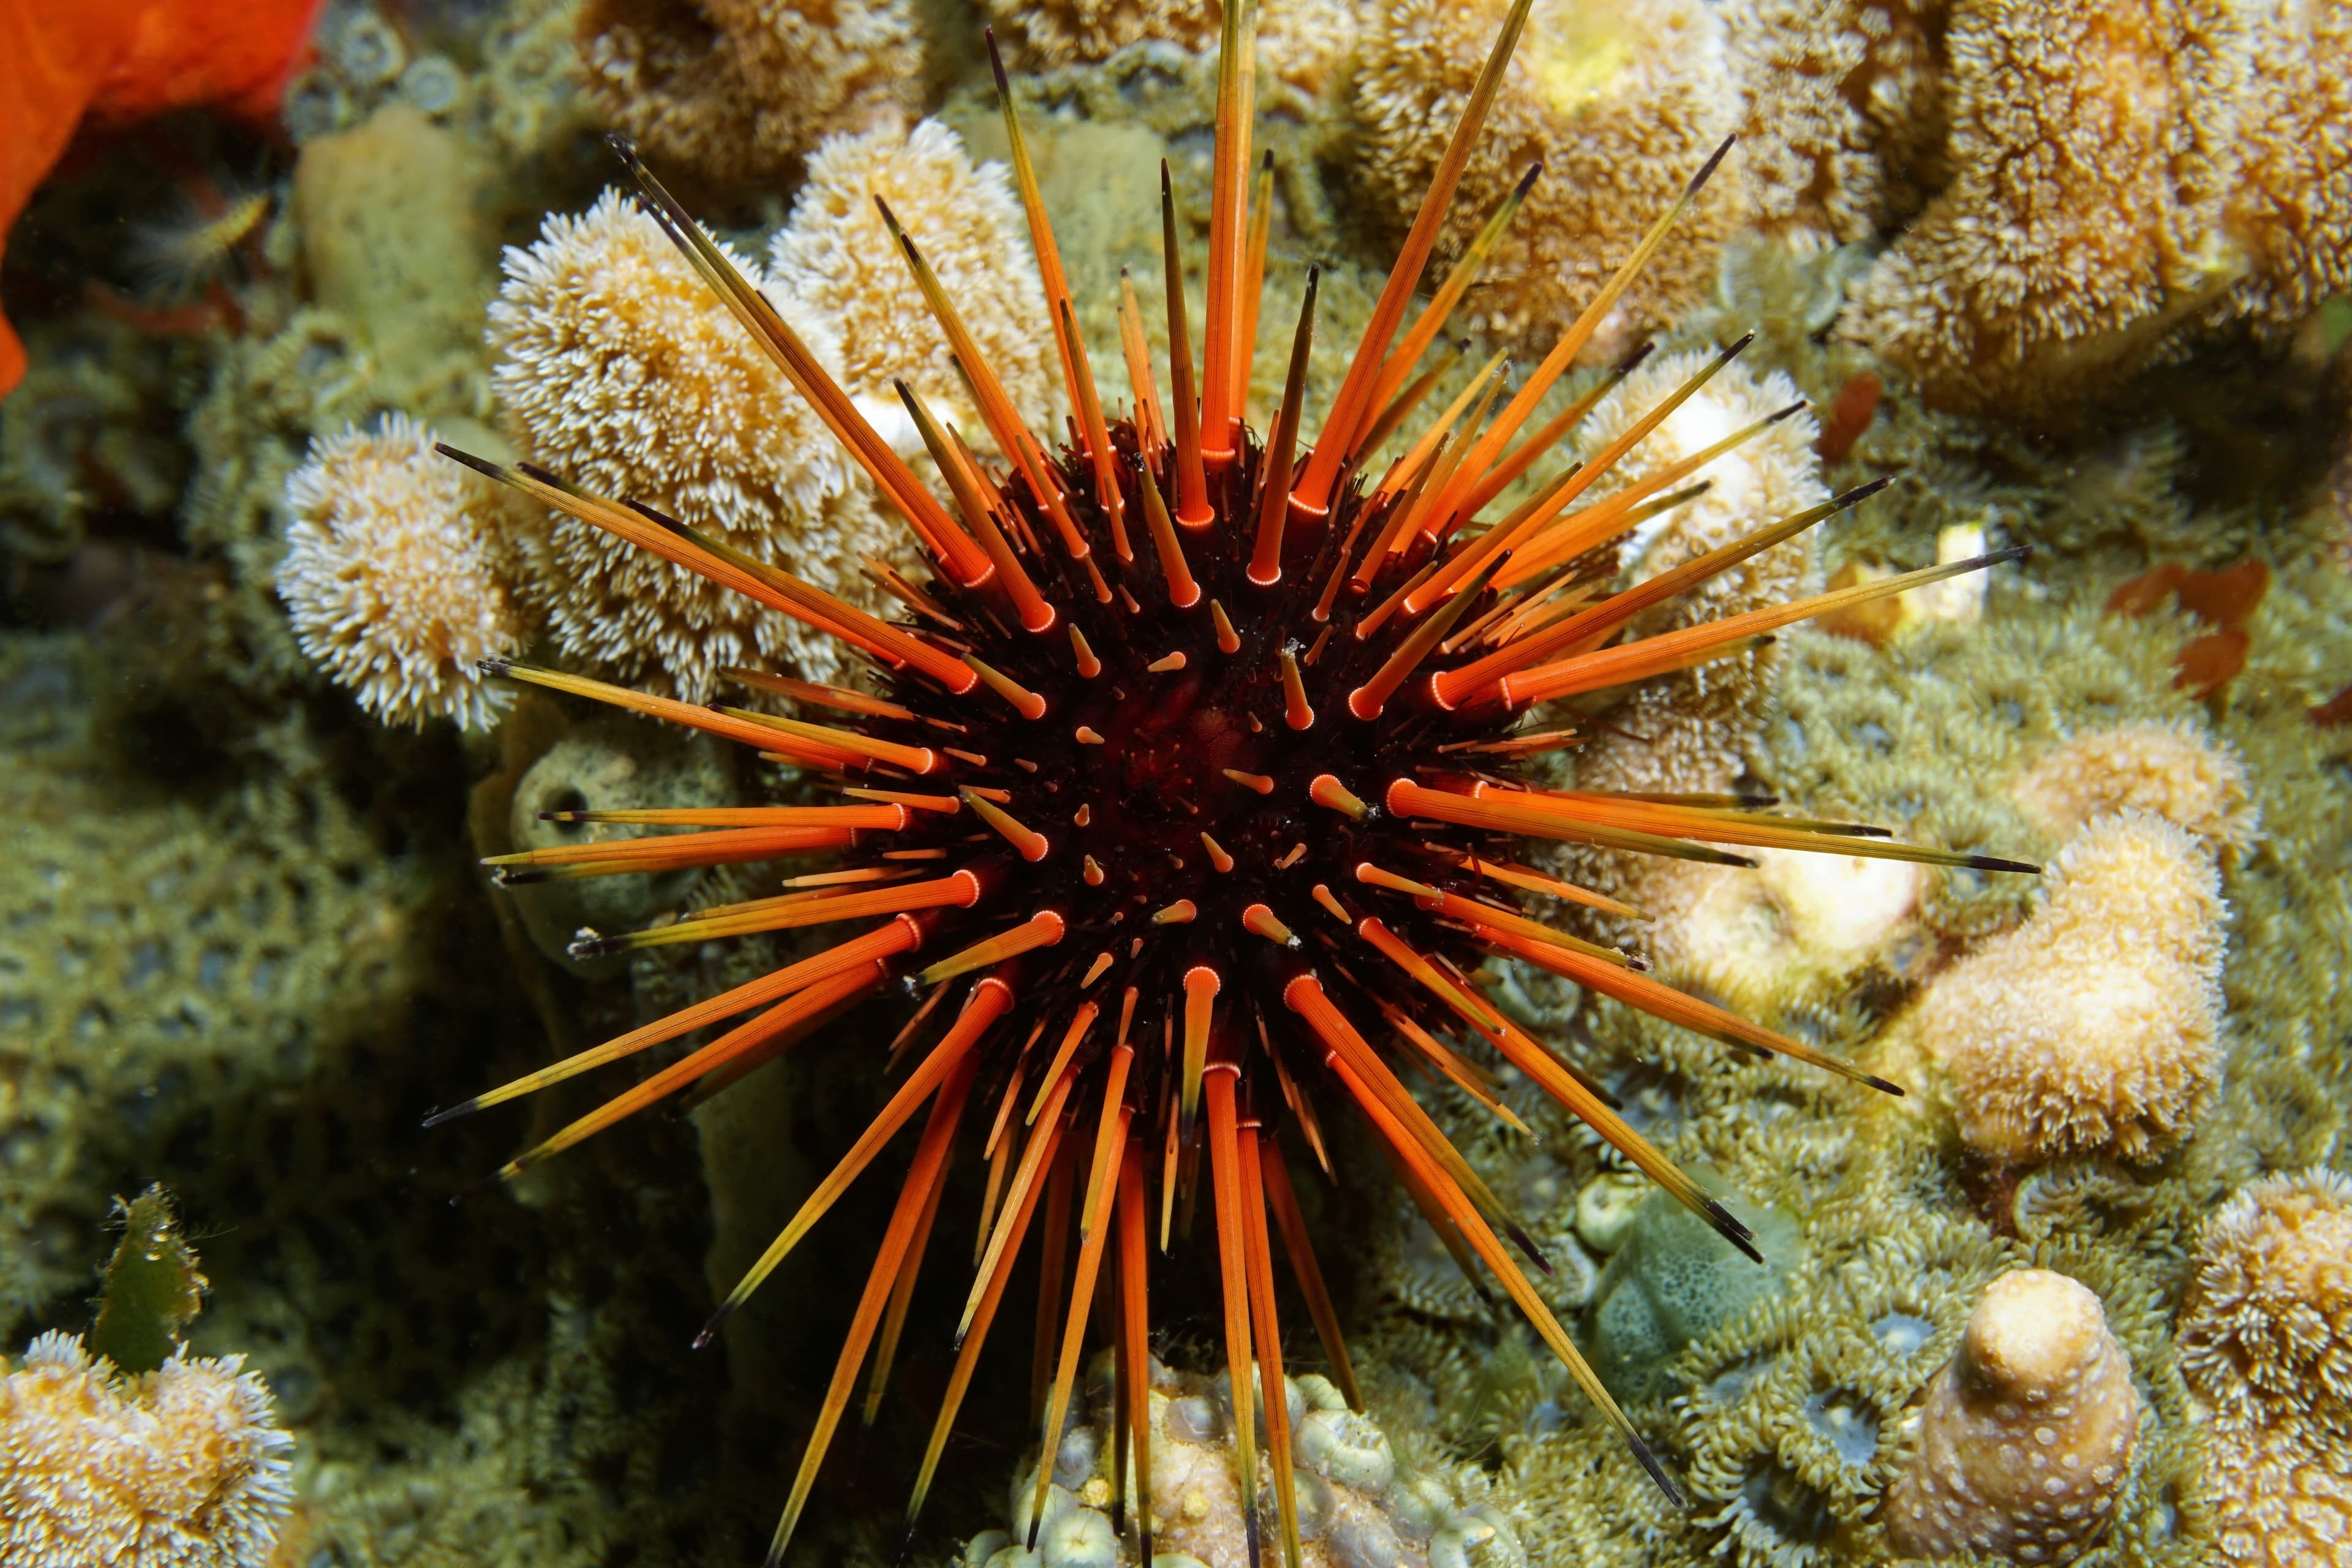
[276,416,528,731]
[576,0,923,185]
[2011,719,2260,855]
[0,1332,293,1568]
[1354,0,1744,344]
[1883,1269,2144,1563]
[2179,1167,2352,1434]
[2178,1169,2352,1566]
[1724,0,1950,241]
[1912,811,2227,1164]
[1842,0,2352,415]
[764,116,1057,459]
[982,0,1363,95]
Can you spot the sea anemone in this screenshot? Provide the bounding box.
[275,415,526,732]
[430,6,2030,1561]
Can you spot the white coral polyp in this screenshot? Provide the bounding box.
[277,415,523,731]
[0,1331,294,1568]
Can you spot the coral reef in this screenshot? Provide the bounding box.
[486,190,874,693]
[981,0,1362,96]
[0,1331,293,1567]
[1354,0,1744,345]
[1840,0,2352,416]
[2178,1166,2352,1433]
[1723,0,1948,243]
[970,1359,1526,1568]
[576,0,925,186]
[1882,1268,2144,1562]
[276,415,527,731]
[1911,812,2228,1166]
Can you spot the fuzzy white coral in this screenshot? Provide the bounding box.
[487,190,876,695]
[1913,811,2228,1164]
[276,415,525,731]
[0,1331,293,1568]
[766,116,1057,457]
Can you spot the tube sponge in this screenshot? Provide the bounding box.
[276,415,527,731]
[1883,1269,2144,1562]
[1354,0,1744,344]
[1911,812,2226,1164]
[0,1331,293,1568]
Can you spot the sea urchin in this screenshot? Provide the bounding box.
[431,3,2032,1563]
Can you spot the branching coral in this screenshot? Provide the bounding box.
[2011,719,2259,856]
[1912,812,2227,1165]
[1354,0,1744,343]
[276,415,527,731]
[1883,1269,2144,1562]
[575,0,924,185]
[765,117,1057,455]
[487,191,876,694]
[0,1331,293,1568]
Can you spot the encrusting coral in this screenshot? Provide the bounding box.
[1722,0,1948,243]
[1882,1268,2144,1562]
[276,414,526,731]
[968,1358,1526,1568]
[2178,1166,2352,1433]
[1910,811,2228,1165]
[2011,719,2260,857]
[0,1332,293,1568]
[1354,0,1745,344]
[575,0,924,185]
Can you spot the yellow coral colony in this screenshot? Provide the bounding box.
[0,1332,293,1568]
[276,415,526,731]
[1911,812,2226,1164]
[1356,0,1743,344]
[1884,1269,2144,1562]
[2011,720,2260,855]
[575,0,925,184]
[2177,1167,2352,1566]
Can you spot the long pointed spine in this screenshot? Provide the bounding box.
[1204,1066,1263,1568]
[1163,162,1212,528]
[1199,0,1259,466]
[1248,269,1319,586]
[1289,0,1535,517]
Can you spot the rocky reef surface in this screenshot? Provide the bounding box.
[2,2,2348,1566]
